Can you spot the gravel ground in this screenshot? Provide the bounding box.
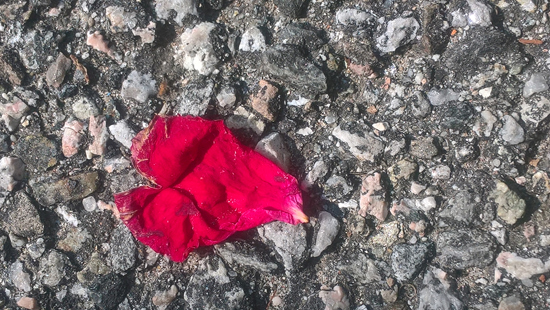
[1,0,550,309]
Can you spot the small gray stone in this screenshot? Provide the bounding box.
[332,125,384,162]
[39,250,70,287]
[175,79,214,116]
[110,224,136,272]
[216,87,236,108]
[439,191,477,225]
[121,71,157,103]
[9,260,32,292]
[46,53,72,88]
[318,285,350,310]
[418,270,464,310]
[410,137,438,159]
[0,191,43,238]
[258,221,307,272]
[215,242,278,273]
[500,115,525,145]
[466,0,493,27]
[391,242,433,282]
[155,0,197,25]
[376,17,420,53]
[337,253,381,284]
[523,73,548,98]
[427,88,459,106]
[436,229,496,269]
[306,160,329,184]
[184,256,248,310]
[32,172,99,206]
[498,296,525,310]
[255,132,290,172]
[325,175,353,198]
[77,252,110,284]
[152,285,178,308]
[26,238,46,259]
[262,45,326,95]
[312,211,340,257]
[491,181,526,225]
[109,121,136,149]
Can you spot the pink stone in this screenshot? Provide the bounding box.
[17,297,38,310]
[62,120,85,158]
[390,200,411,216]
[0,98,29,132]
[359,172,388,221]
[86,31,113,57]
[88,115,108,156]
[523,223,536,241]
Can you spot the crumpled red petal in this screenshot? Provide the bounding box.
[114,115,307,262]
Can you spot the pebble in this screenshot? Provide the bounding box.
[359,172,388,221]
[46,53,72,88]
[250,80,281,122]
[176,22,221,75]
[0,97,29,132]
[332,126,384,162]
[255,132,290,172]
[500,115,525,145]
[391,242,433,282]
[312,211,340,257]
[216,86,237,108]
[258,221,307,272]
[430,165,452,180]
[318,285,350,310]
[132,21,156,44]
[17,297,39,310]
[410,137,439,159]
[491,181,526,225]
[496,252,550,281]
[427,88,459,106]
[152,285,178,308]
[32,171,99,206]
[337,253,381,284]
[155,0,197,25]
[239,27,266,52]
[273,0,306,17]
[10,260,32,292]
[376,17,419,53]
[26,238,46,259]
[105,6,136,33]
[306,160,329,184]
[109,224,137,272]
[121,71,157,104]
[0,191,43,238]
[39,250,69,287]
[417,270,464,310]
[89,273,129,310]
[184,256,248,310]
[86,31,113,57]
[109,120,136,149]
[439,191,476,224]
[436,229,496,269]
[0,156,26,191]
[498,296,525,310]
[88,115,108,156]
[62,120,85,157]
[215,242,278,273]
[466,0,493,27]
[72,97,99,120]
[262,45,327,95]
[523,73,548,98]
[175,79,214,116]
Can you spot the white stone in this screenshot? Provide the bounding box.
[239,27,266,52]
[332,126,384,162]
[427,88,459,106]
[479,87,492,98]
[496,252,550,280]
[121,71,157,103]
[176,22,220,75]
[467,0,493,26]
[500,115,525,145]
[109,120,136,149]
[155,0,197,25]
[82,196,97,212]
[0,98,29,132]
[312,211,340,257]
[216,87,237,107]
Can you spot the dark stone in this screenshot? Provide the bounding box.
[436,229,496,270]
[13,135,58,172]
[0,191,43,239]
[391,242,434,282]
[274,0,307,17]
[89,273,129,310]
[278,23,326,51]
[261,45,327,96]
[436,102,473,130]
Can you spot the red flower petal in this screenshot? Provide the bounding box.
[114,115,307,262]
